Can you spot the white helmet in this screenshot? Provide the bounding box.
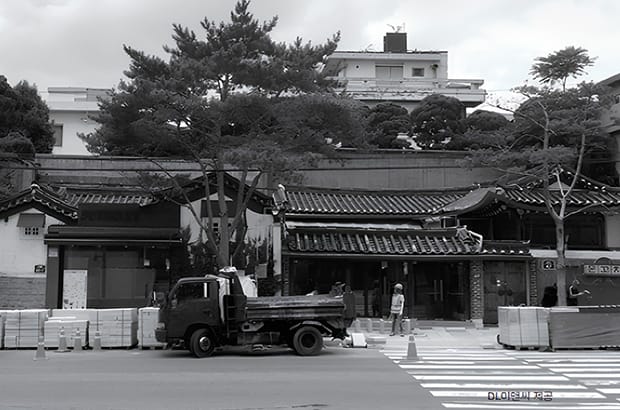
[394,283,403,290]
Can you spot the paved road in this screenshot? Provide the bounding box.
[382,344,620,409]
[0,342,439,410]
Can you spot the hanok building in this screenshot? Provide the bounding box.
[278,175,620,325]
[0,174,275,310]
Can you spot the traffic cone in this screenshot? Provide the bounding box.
[73,329,82,352]
[92,330,102,351]
[57,327,68,353]
[366,318,373,333]
[33,336,47,361]
[354,319,361,333]
[407,334,418,360]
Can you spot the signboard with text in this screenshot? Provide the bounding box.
[583,264,620,276]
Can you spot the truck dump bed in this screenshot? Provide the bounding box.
[245,295,344,321]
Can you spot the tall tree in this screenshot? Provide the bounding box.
[0,76,54,153]
[530,46,595,92]
[410,94,466,149]
[365,103,411,148]
[82,1,367,271]
[463,48,614,306]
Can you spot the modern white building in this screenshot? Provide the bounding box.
[325,32,486,111]
[46,87,110,156]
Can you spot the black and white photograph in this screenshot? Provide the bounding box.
[3,1,620,409]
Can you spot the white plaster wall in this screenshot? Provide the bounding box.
[0,211,63,277]
[606,214,620,249]
[49,110,97,156]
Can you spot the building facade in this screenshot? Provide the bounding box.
[325,32,486,111]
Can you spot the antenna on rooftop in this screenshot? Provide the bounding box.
[387,23,406,33]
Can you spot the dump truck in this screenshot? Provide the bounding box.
[155,270,351,357]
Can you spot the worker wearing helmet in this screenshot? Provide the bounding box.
[389,283,405,336]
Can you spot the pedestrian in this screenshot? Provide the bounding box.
[371,281,382,318]
[389,283,405,336]
[330,281,344,298]
[343,285,356,327]
[567,279,590,306]
[541,283,558,307]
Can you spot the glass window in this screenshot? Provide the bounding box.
[52,124,63,147]
[376,65,403,79]
[412,68,425,77]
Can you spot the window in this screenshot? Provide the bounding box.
[17,213,45,238]
[412,68,425,77]
[24,227,40,236]
[376,65,403,80]
[53,124,63,147]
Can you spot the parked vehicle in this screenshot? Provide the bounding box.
[155,270,350,357]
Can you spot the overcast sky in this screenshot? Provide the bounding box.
[1,0,619,103]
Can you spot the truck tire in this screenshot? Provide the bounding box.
[293,326,323,356]
[190,328,215,358]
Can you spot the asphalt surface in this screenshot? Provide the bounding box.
[0,342,438,410]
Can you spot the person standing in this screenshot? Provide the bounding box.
[389,283,405,336]
[567,279,590,306]
[371,281,382,318]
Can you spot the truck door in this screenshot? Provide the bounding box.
[168,280,220,338]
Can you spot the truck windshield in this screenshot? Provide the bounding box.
[172,282,211,304]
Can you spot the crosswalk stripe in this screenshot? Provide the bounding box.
[421,383,586,389]
[552,368,620,373]
[399,364,532,369]
[442,403,620,409]
[564,374,620,378]
[410,375,569,381]
[540,364,620,368]
[430,391,605,399]
[598,389,620,394]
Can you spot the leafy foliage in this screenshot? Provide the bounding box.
[530,46,595,91]
[410,94,466,149]
[0,76,53,153]
[365,103,411,148]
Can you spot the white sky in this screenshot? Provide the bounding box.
[1,0,619,103]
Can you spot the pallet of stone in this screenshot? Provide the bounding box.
[88,308,138,348]
[0,310,8,349]
[138,307,166,349]
[498,306,550,349]
[50,309,95,321]
[44,319,89,348]
[3,309,48,348]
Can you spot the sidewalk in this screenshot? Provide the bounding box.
[348,318,501,350]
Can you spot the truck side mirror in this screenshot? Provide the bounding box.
[171,298,178,309]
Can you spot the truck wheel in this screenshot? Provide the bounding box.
[190,328,215,358]
[293,326,323,356]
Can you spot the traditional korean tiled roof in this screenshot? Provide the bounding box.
[284,187,465,216]
[481,240,531,257]
[285,227,482,255]
[0,183,78,222]
[442,186,620,216]
[65,190,156,207]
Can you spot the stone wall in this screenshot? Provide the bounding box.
[469,260,484,321]
[0,276,46,309]
[528,259,539,306]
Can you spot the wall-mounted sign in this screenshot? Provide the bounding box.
[541,260,556,270]
[584,264,620,276]
[34,265,46,273]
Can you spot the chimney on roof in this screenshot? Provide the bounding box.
[384,32,407,53]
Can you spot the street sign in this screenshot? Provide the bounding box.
[541,260,556,270]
